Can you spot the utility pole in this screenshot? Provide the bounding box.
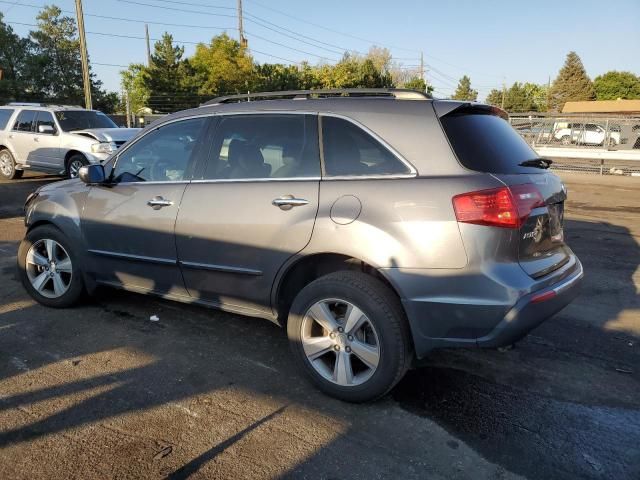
[237,0,247,47]
[124,89,131,128]
[145,24,152,67]
[420,51,425,92]
[74,0,92,110]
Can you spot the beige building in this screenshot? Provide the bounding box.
[562,99,640,114]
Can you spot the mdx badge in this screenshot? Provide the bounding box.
[523,216,545,243]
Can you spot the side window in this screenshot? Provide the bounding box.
[321,116,410,176]
[0,109,14,129]
[35,112,57,134]
[204,114,320,180]
[13,110,37,132]
[112,117,207,183]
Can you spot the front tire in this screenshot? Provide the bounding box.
[0,149,23,180]
[66,154,88,179]
[287,271,412,402]
[18,225,85,308]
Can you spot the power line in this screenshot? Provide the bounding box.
[115,0,238,19]
[244,31,338,62]
[0,1,234,30]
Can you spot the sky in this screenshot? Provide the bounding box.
[2,0,639,99]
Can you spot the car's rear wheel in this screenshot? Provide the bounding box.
[0,149,23,180]
[66,154,88,179]
[17,225,85,308]
[287,271,412,402]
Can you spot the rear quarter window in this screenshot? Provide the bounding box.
[440,112,543,174]
[0,109,14,129]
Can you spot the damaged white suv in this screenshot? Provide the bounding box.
[0,103,139,179]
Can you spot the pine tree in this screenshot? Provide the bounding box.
[549,52,596,111]
[452,75,477,101]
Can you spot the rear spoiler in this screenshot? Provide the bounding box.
[433,101,508,120]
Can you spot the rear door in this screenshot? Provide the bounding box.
[175,113,320,316]
[9,110,40,165]
[438,104,569,279]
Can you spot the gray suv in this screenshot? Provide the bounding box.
[18,89,583,402]
[0,103,138,180]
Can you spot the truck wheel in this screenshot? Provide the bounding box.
[66,154,88,179]
[0,149,23,179]
[287,271,412,403]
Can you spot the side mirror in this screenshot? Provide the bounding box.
[38,124,55,134]
[78,164,106,184]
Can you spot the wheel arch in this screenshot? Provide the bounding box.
[64,150,87,165]
[272,252,404,327]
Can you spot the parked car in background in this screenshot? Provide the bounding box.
[18,89,583,402]
[0,103,139,180]
[553,122,620,146]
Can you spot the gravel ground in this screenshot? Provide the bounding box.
[0,171,638,480]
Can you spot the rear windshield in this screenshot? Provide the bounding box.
[0,109,14,129]
[55,110,117,131]
[440,111,543,174]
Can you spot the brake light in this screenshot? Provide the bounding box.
[452,184,544,229]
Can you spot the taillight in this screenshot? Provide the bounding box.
[452,184,544,229]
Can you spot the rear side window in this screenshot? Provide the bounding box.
[13,110,37,132]
[440,112,541,174]
[0,109,14,129]
[204,114,320,180]
[322,116,410,176]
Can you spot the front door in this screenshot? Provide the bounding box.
[175,113,321,315]
[81,116,210,296]
[32,111,62,168]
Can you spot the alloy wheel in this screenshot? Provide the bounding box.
[25,239,73,299]
[69,159,84,178]
[0,151,13,177]
[301,298,381,386]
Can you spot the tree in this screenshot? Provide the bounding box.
[486,88,503,107]
[593,71,640,100]
[0,14,34,102]
[252,63,302,92]
[548,51,596,111]
[190,33,254,97]
[452,75,477,101]
[121,63,150,114]
[486,82,548,112]
[403,77,427,93]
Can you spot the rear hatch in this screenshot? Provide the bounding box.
[438,102,569,279]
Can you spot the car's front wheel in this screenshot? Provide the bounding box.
[0,149,23,180]
[17,225,85,308]
[66,154,88,179]
[287,271,412,402]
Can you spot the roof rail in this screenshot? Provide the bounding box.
[201,88,431,106]
[5,102,84,109]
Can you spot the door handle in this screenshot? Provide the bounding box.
[272,195,309,211]
[147,196,173,210]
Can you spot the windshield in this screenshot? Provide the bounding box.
[55,110,117,131]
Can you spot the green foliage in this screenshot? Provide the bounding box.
[403,77,427,93]
[549,51,596,111]
[593,71,640,100]
[452,75,477,101]
[0,8,117,112]
[485,82,548,112]
[120,63,150,114]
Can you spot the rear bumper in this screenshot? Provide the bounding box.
[475,260,583,348]
[381,255,584,358]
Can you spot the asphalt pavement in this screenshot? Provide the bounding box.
[0,171,638,479]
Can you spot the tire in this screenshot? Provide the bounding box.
[66,153,88,179]
[287,271,412,402]
[0,149,22,180]
[17,224,85,308]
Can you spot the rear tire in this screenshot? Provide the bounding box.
[287,271,412,402]
[17,225,85,308]
[66,154,88,179]
[0,149,22,180]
